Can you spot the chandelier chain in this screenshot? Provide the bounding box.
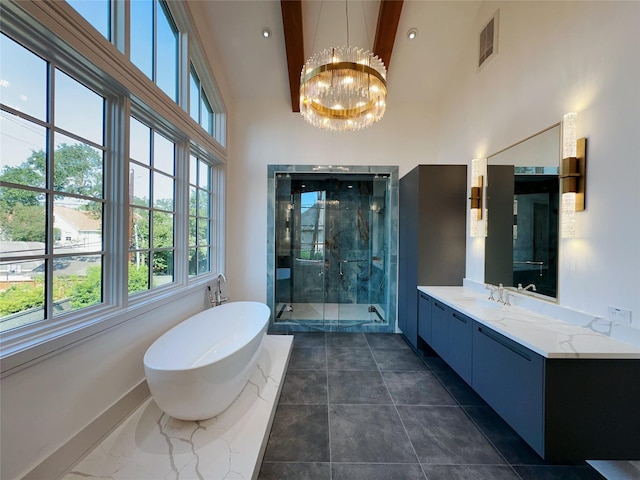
[311,0,324,58]
[345,0,350,47]
[361,0,370,49]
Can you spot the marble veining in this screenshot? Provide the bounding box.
[419,285,640,359]
[63,335,293,480]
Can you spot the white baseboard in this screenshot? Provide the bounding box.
[22,381,150,480]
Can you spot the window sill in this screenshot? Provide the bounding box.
[0,276,216,378]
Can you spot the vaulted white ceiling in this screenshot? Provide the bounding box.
[189,1,484,108]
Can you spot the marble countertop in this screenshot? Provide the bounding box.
[418,286,640,359]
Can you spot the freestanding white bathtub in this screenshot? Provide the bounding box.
[143,301,270,421]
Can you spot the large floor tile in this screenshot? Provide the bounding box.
[382,370,457,406]
[258,462,330,480]
[332,463,426,480]
[280,370,328,405]
[326,332,368,348]
[288,347,327,370]
[397,405,505,465]
[430,367,486,406]
[328,370,392,404]
[464,405,549,465]
[372,348,429,371]
[513,465,607,480]
[421,354,450,371]
[327,347,377,370]
[293,332,326,348]
[329,404,417,463]
[364,333,411,350]
[263,405,329,462]
[422,464,519,480]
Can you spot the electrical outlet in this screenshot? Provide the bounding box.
[607,306,632,323]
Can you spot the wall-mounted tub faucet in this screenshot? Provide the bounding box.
[208,273,229,307]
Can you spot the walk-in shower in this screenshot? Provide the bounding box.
[267,165,398,332]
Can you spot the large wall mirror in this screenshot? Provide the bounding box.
[485,124,561,299]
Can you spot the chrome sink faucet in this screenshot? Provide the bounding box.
[486,284,498,301]
[517,283,537,293]
[497,283,505,304]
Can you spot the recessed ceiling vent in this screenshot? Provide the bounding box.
[479,11,499,69]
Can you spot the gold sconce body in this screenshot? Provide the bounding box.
[560,137,587,211]
[470,176,484,219]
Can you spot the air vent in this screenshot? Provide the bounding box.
[479,11,499,68]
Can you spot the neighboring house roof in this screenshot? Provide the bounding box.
[55,206,101,232]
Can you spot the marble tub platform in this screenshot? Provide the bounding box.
[63,335,293,480]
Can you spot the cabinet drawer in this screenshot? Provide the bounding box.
[448,310,473,385]
[472,323,545,455]
[430,300,449,358]
[418,292,432,343]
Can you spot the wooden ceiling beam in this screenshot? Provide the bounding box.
[373,0,404,70]
[281,0,304,112]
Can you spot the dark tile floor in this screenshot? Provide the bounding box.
[259,332,606,480]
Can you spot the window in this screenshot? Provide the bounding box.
[0,33,106,333]
[188,155,213,276]
[130,0,178,102]
[0,0,226,373]
[189,65,214,135]
[128,117,175,294]
[67,0,111,40]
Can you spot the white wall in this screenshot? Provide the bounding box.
[226,100,442,302]
[0,289,209,480]
[436,1,640,327]
[227,1,640,330]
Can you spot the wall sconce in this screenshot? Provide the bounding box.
[560,112,587,238]
[470,180,483,215]
[470,158,486,237]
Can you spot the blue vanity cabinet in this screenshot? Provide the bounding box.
[430,299,449,359]
[429,298,473,385]
[472,323,545,456]
[447,310,473,385]
[420,288,640,461]
[418,291,432,344]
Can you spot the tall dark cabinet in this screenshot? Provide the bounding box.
[398,165,467,348]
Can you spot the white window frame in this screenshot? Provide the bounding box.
[0,0,227,377]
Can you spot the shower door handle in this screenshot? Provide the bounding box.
[339,259,366,277]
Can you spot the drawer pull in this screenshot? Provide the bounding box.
[420,293,429,300]
[478,326,531,361]
[434,302,445,311]
[453,313,468,324]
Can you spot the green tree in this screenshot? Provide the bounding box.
[69,266,102,309]
[128,263,150,294]
[0,204,45,242]
[0,143,102,241]
[49,143,101,197]
[0,280,44,316]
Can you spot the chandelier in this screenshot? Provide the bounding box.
[299,4,387,132]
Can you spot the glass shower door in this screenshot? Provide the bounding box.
[293,189,326,328]
[273,172,390,330]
